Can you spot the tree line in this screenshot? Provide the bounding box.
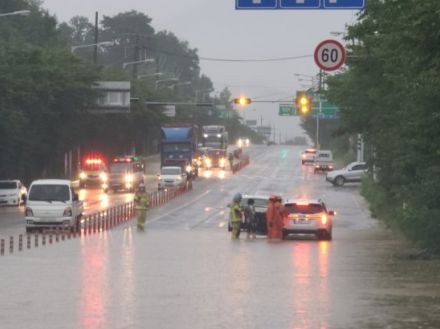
[0,1,260,183]
[302,0,440,252]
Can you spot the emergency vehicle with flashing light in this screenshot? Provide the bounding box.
[78,154,108,188]
[103,155,144,193]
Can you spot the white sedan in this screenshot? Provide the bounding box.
[157,166,187,191]
[0,180,27,206]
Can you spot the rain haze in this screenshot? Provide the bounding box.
[42,0,357,142]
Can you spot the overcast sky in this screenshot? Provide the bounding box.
[41,0,358,142]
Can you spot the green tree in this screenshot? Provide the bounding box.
[326,0,440,252]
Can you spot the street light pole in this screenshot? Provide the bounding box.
[93,11,99,65]
[0,10,30,17]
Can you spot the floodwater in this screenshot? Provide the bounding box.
[0,146,439,329]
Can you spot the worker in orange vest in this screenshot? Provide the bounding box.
[266,195,284,240]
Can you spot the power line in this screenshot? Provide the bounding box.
[145,45,312,63]
[198,54,313,62]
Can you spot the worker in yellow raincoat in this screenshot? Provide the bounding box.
[134,183,150,231]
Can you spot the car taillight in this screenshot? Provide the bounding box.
[25,207,33,217]
[321,214,328,225]
[63,207,72,217]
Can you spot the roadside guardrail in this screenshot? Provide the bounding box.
[0,181,192,257]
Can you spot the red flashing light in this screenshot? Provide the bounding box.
[85,158,102,165]
[113,156,133,163]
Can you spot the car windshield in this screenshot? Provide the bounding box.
[28,184,70,202]
[161,168,181,175]
[285,203,324,214]
[0,182,17,189]
[109,163,131,173]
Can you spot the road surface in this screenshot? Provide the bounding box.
[0,145,439,329]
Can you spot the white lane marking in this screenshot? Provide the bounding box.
[147,189,212,224]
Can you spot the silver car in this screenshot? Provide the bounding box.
[282,199,335,241]
[325,162,368,186]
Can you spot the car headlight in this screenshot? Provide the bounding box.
[100,172,108,182]
[203,134,208,138]
[185,165,192,173]
[217,134,221,138]
[79,172,87,180]
[25,207,34,217]
[63,207,72,217]
[177,176,182,181]
[219,158,226,166]
[125,174,133,182]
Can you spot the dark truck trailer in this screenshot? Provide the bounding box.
[160,124,199,178]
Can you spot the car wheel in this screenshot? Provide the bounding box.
[334,176,345,186]
[317,230,332,241]
[326,230,332,241]
[281,230,287,240]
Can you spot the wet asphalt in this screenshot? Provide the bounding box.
[0,145,439,329]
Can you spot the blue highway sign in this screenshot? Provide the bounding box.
[236,0,277,9]
[323,0,365,9]
[236,0,365,9]
[280,0,320,9]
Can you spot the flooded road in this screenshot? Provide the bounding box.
[0,146,439,329]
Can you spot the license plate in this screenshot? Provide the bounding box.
[294,218,308,224]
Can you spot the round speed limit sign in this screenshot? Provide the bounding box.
[314,39,346,71]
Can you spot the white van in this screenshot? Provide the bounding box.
[24,179,83,233]
[313,150,334,172]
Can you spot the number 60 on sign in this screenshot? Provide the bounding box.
[314,39,346,71]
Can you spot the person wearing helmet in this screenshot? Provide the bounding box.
[229,192,243,239]
[266,194,284,240]
[134,182,150,231]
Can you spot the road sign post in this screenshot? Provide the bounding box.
[314,39,346,72]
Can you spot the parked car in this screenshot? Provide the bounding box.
[227,195,269,235]
[325,162,368,186]
[158,166,187,191]
[0,180,27,206]
[313,150,334,172]
[282,199,335,240]
[24,179,83,233]
[301,148,317,164]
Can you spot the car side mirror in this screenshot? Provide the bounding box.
[328,210,336,216]
[73,193,79,202]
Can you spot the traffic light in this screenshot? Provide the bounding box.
[233,97,252,106]
[295,95,311,114]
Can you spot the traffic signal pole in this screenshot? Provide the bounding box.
[316,69,323,150]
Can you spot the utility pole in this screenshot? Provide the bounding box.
[133,34,140,79]
[93,11,98,65]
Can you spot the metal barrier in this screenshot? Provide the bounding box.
[0,182,193,257]
[232,154,250,174]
